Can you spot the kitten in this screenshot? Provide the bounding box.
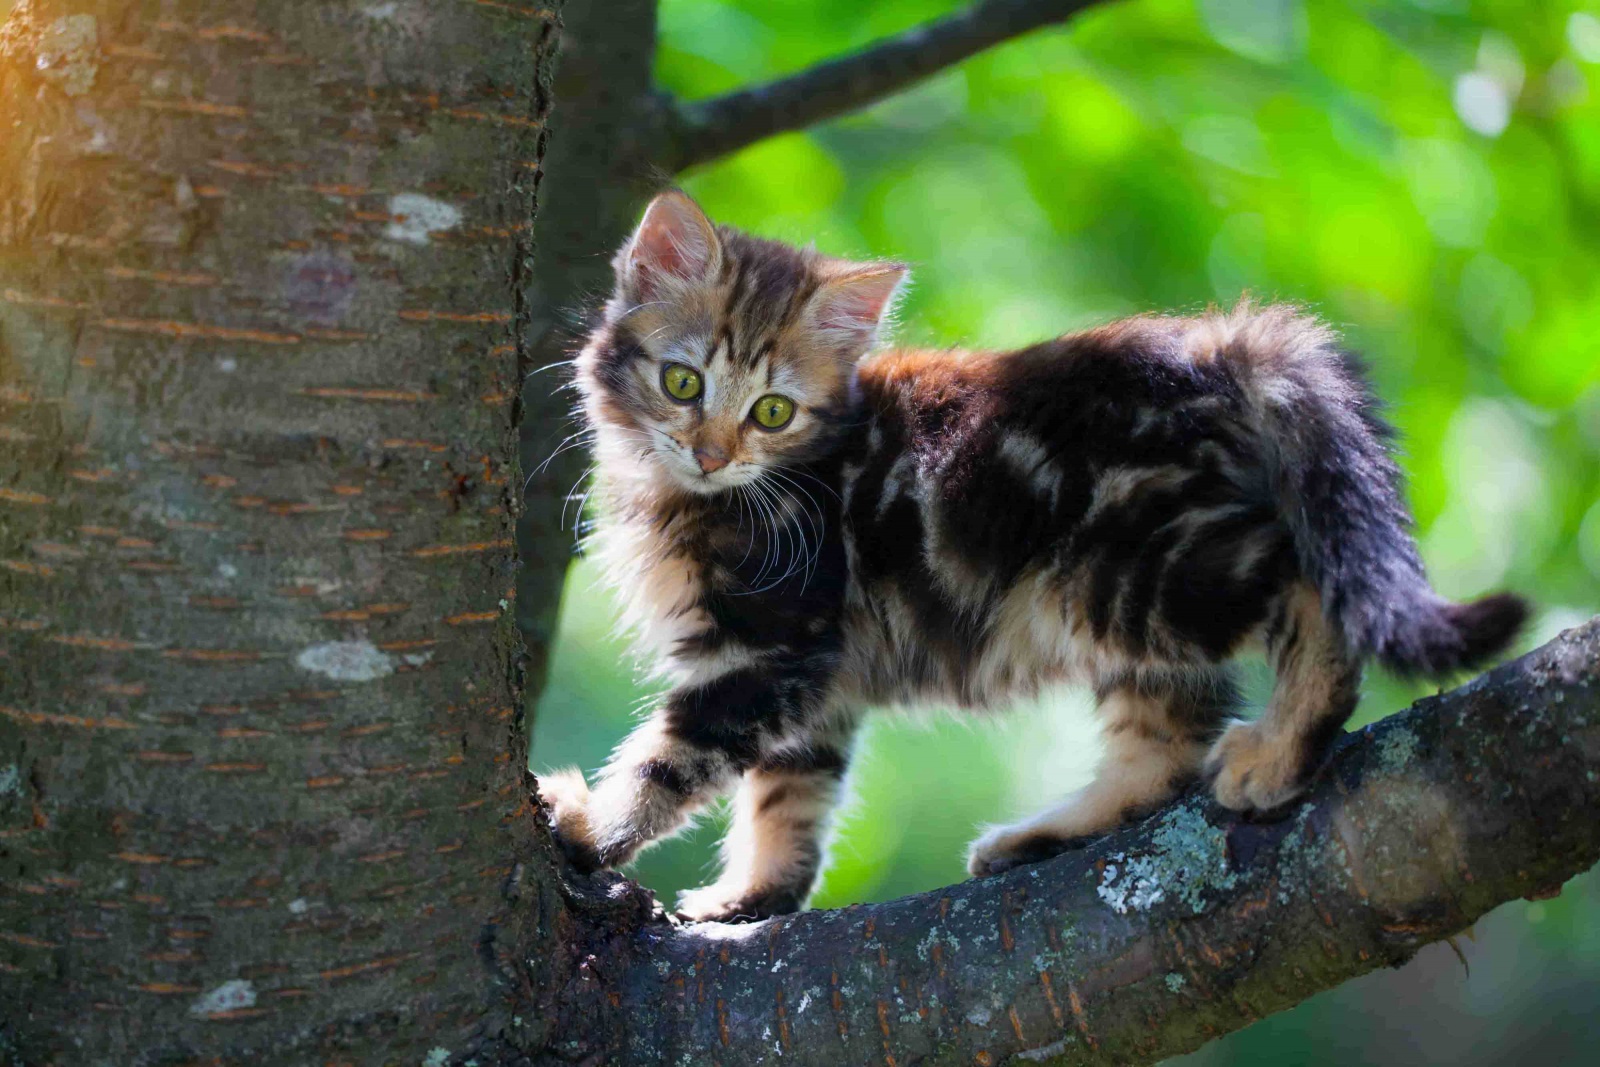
[537,190,1528,923]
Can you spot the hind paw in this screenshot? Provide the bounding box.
[676,883,802,924]
[1203,721,1307,814]
[967,825,1100,877]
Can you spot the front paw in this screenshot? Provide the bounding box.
[1203,720,1307,814]
[535,768,603,872]
[676,883,801,924]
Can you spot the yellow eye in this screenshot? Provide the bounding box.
[661,363,702,401]
[750,394,795,430]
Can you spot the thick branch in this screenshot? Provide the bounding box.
[559,618,1600,1065]
[667,0,1110,169]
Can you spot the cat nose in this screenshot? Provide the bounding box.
[693,444,729,474]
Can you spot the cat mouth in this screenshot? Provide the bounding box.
[653,449,731,495]
[672,457,762,497]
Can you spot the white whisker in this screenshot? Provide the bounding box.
[762,468,828,590]
[614,300,674,321]
[525,358,578,379]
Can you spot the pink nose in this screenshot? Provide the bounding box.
[694,446,729,474]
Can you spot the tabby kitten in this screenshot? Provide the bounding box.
[538,190,1527,923]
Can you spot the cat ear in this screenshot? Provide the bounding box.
[809,263,909,352]
[620,190,721,298]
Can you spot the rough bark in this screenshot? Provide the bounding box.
[550,619,1600,1066]
[0,1,566,1062]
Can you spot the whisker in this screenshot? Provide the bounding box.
[533,429,595,475]
[614,300,674,321]
[737,475,815,595]
[763,475,818,591]
[635,322,678,347]
[744,479,786,592]
[747,479,781,588]
[525,426,655,494]
[762,468,827,591]
[733,486,757,569]
[769,462,843,505]
[525,358,578,379]
[560,462,600,535]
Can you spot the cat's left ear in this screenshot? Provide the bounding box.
[809,262,909,354]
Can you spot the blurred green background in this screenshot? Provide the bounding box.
[530,1,1600,1063]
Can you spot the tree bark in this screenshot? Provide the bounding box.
[549,618,1600,1066]
[0,1,567,1062]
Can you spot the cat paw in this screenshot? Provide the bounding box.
[535,768,603,872]
[1203,720,1306,814]
[966,825,1096,878]
[675,883,802,924]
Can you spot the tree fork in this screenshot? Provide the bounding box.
[546,619,1600,1066]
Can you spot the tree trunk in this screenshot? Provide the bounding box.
[514,0,665,663]
[0,1,566,1062]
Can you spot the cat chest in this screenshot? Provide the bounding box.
[591,517,714,660]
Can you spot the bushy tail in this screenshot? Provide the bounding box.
[1222,306,1530,677]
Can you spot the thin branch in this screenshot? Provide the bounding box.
[667,0,1112,170]
[551,617,1600,1065]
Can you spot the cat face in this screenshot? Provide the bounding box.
[578,191,906,496]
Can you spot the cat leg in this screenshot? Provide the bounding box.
[1205,584,1361,813]
[676,745,850,923]
[538,714,737,872]
[968,669,1235,876]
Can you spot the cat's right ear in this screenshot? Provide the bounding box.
[618,190,721,300]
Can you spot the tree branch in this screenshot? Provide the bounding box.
[553,617,1600,1065]
[667,0,1111,170]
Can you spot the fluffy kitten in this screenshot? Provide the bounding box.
[538,190,1527,923]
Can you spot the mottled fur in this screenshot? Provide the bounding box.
[538,191,1528,922]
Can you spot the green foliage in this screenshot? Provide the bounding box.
[533,1,1600,1061]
